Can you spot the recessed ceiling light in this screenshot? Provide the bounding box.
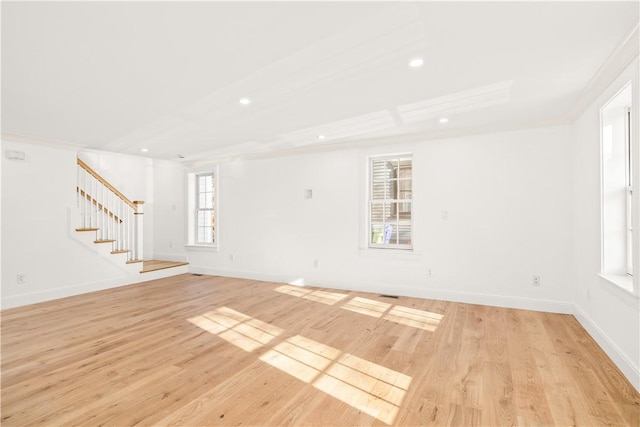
[439,117,449,124]
[141,148,149,152]
[239,97,251,105]
[318,135,326,140]
[409,57,424,68]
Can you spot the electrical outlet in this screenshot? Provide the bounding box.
[426,268,432,277]
[17,274,25,284]
[313,259,319,268]
[229,254,235,262]
[532,275,541,286]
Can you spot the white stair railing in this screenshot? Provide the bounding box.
[76,158,144,262]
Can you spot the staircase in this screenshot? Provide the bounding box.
[75,157,188,275]
[76,158,144,264]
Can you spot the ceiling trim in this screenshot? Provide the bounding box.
[1,133,86,151]
[566,22,639,122]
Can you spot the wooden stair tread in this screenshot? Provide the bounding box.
[140,260,189,273]
[126,260,143,264]
[76,228,99,232]
[94,239,116,244]
[111,250,130,254]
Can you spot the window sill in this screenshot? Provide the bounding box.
[185,244,218,252]
[598,273,636,296]
[359,247,421,260]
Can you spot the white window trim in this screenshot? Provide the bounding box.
[195,172,215,245]
[624,106,633,276]
[599,273,634,295]
[186,167,219,249]
[366,153,414,251]
[600,81,637,296]
[185,244,219,252]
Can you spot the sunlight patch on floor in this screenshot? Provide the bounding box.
[260,335,337,383]
[188,307,283,352]
[342,297,391,317]
[275,284,348,306]
[274,286,444,332]
[260,334,411,425]
[383,305,443,332]
[341,297,443,331]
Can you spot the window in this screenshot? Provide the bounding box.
[625,106,633,275]
[195,173,216,245]
[187,170,218,248]
[601,84,632,280]
[369,154,412,249]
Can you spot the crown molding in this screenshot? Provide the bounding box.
[567,22,639,122]
[1,132,86,151]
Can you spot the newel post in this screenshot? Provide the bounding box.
[134,201,145,261]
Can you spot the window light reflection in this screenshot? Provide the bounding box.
[188,307,283,352]
[342,297,391,317]
[260,335,411,425]
[274,287,444,332]
[383,305,443,332]
[275,284,348,306]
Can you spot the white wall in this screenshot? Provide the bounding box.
[571,58,640,390]
[179,126,573,313]
[1,141,130,307]
[0,140,163,308]
[152,159,187,262]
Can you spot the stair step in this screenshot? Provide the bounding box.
[126,259,143,264]
[111,250,130,254]
[76,228,99,232]
[94,239,116,244]
[141,260,189,273]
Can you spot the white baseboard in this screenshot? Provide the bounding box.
[573,304,640,392]
[188,265,574,314]
[411,288,572,313]
[1,266,189,310]
[188,265,298,285]
[2,276,137,309]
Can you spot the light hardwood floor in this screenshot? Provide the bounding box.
[1,274,638,426]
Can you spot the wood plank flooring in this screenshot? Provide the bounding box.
[1,274,638,426]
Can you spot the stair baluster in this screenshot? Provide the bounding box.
[76,158,143,263]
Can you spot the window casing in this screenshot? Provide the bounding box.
[625,106,633,275]
[601,84,633,280]
[369,154,413,249]
[194,172,216,246]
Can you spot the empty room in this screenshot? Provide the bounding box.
[1,1,639,426]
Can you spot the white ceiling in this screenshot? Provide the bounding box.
[2,1,639,162]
